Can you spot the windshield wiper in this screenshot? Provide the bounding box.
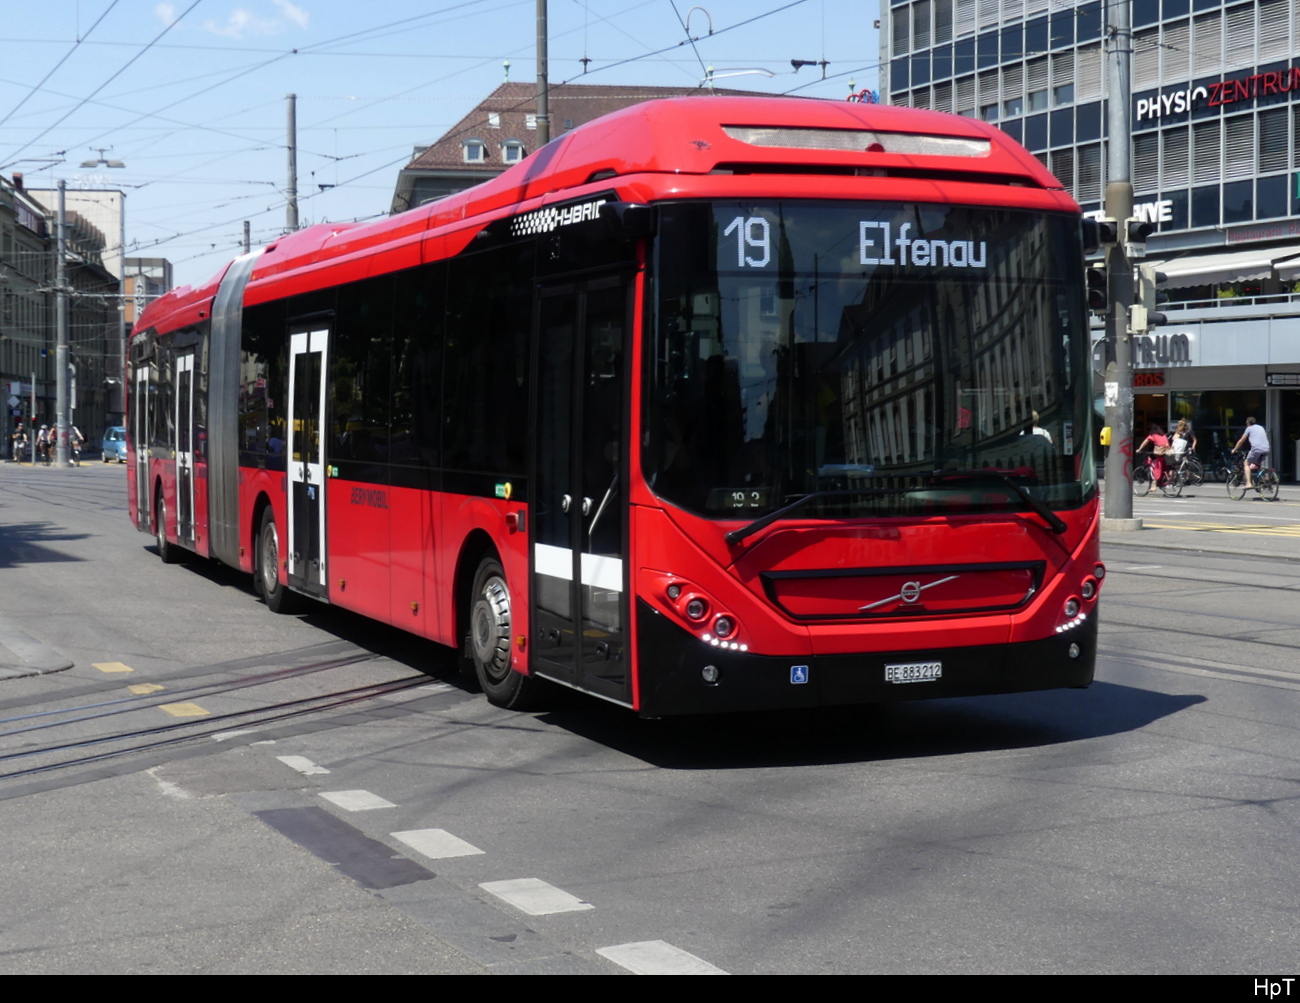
[930,470,1068,535]
[725,488,909,546]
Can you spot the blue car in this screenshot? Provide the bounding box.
[101,426,127,463]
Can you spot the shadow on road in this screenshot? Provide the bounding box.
[534,681,1204,769]
[0,522,91,569]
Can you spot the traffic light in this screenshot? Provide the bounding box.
[1082,217,1119,253]
[1086,266,1108,314]
[1131,264,1168,333]
[1125,218,1157,255]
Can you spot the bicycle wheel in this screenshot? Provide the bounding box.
[1133,464,1153,496]
[1226,470,1247,500]
[1257,468,1280,502]
[1185,456,1204,486]
[1210,457,1229,482]
[1161,468,1184,497]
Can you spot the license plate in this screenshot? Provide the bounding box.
[885,661,942,684]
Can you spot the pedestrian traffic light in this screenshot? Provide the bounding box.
[1131,264,1168,333]
[1082,217,1119,253]
[1125,218,1157,255]
[1086,267,1108,314]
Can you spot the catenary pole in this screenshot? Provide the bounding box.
[536,0,550,145]
[55,179,69,467]
[286,94,299,232]
[1102,0,1136,522]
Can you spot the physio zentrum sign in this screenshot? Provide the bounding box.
[1136,67,1300,123]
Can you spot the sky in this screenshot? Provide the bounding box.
[0,0,880,290]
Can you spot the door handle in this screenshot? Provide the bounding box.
[581,496,592,516]
[561,494,572,514]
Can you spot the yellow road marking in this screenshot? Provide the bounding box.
[93,661,134,674]
[159,702,209,717]
[128,683,165,695]
[1144,520,1300,537]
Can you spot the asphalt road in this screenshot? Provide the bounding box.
[1,462,1298,975]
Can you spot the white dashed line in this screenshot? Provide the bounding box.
[277,755,330,776]
[211,729,258,742]
[596,940,728,975]
[479,877,594,915]
[391,828,485,860]
[377,682,455,702]
[319,789,396,811]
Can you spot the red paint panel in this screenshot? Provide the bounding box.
[770,566,1037,619]
[388,483,430,636]
[326,479,392,624]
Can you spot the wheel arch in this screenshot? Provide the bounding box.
[454,529,501,656]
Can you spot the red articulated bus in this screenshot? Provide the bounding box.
[128,96,1103,716]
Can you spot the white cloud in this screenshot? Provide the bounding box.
[203,1,309,38]
[154,2,177,24]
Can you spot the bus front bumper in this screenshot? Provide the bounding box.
[634,599,1097,717]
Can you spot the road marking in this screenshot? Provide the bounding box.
[319,789,396,811]
[277,755,330,776]
[391,828,485,860]
[1144,520,1300,537]
[159,702,209,717]
[1123,565,1163,571]
[127,683,165,695]
[212,729,258,742]
[479,877,594,915]
[596,941,728,975]
[93,661,134,673]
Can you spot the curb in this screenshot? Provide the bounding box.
[0,619,74,679]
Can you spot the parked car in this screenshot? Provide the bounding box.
[101,426,127,463]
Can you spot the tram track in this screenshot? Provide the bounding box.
[0,673,432,782]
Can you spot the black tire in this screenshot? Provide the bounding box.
[1184,456,1204,486]
[1257,468,1280,502]
[1227,470,1247,501]
[257,508,303,613]
[466,557,539,709]
[155,487,183,564]
[1132,464,1152,497]
[1160,467,1184,497]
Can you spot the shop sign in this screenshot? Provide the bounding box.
[1134,372,1165,388]
[1133,331,1194,368]
[1136,67,1300,123]
[1266,373,1300,386]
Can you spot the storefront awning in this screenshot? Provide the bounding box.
[1276,251,1300,284]
[1148,243,1300,289]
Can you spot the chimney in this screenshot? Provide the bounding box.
[12,172,23,190]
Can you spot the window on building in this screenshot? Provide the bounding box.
[502,140,525,164]
[487,112,500,128]
[463,139,486,163]
[525,114,537,131]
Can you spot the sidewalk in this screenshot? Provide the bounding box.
[1100,480,1300,562]
[0,618,73,679]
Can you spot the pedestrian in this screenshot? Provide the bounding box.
[1233,417,1270,490]
[9,422,26,462]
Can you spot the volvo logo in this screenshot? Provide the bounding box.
[860,574,960,612]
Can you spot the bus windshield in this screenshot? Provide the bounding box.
[644,200,1095,521]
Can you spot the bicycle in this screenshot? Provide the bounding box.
[1171,450,1203,487]
[1225,451,1279,502]
[1133,451,1186,497]
[1209,449,1237,483]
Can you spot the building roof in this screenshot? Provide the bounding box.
[391,80,769,213]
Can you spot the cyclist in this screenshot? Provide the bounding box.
[1136,422,1170,487]
[1233,417,1270,491]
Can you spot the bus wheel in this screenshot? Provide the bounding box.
[155,487,182,564]
[258,508,302,614]
[468,557,538,709]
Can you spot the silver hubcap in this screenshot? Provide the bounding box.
[261,522,279,594]
[471,575,511,682]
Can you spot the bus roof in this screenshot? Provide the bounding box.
[139,96,1073,330]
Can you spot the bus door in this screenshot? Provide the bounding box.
[133,363,150,524]
[532,278,631,705]
[174,350,196,547]
[287,327,329,595]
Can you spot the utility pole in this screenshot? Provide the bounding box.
[286,93,299,232]
[536,0,550,146]
[1101,1,1139,527]
[55,179,70,467]
[243,220,251,255]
